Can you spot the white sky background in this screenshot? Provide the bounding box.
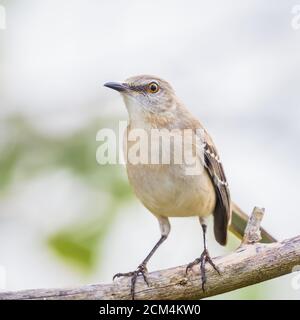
[0,0,300,297]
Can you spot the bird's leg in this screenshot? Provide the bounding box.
[113,216,170,300]
[186,218,220,292]
[113,235,167,299]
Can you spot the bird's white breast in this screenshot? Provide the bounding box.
[124,126,216,218]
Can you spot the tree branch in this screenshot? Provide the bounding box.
[1,208,299,300]
[242,206,264,244]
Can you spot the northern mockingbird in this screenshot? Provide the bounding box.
[104,75,275,299]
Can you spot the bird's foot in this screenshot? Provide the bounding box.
[186,249,220,292]
[113,263,149,300]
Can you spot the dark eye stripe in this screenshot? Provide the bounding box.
[128,84,144,92]
[128,82,159,94]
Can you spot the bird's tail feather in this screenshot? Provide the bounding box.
[229,202,276,243]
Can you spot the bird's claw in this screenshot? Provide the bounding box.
[186,249,220,292]
[113,263,149,300]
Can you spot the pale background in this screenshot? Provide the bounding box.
[0,0,299,299]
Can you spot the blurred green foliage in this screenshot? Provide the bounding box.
[0,115,132,272]
[48,207,116,273]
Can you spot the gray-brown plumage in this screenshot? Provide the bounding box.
[104,75,274,299]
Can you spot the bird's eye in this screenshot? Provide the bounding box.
[148,82,159,93]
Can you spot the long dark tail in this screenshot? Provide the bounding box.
[213,199,229,246]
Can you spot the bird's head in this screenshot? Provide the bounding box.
[104,75,177,123]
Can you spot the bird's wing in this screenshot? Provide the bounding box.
[202,131,231,245]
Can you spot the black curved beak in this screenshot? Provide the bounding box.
[104,82,127,92]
